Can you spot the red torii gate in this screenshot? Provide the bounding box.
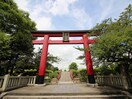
[32,30,98,84]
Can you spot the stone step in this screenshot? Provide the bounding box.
[2,93,124,96]
[3,94,127,99]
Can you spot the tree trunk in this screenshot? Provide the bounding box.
[6,59,11,74]
[10,54,19,75]
[10,64,14,75]
[6,65,10,74]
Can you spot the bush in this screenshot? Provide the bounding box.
[72,69,79,78]
[46,69,53,79]
[52,71,59,78]
[22,69,37,76]
[46,69,59,79]
[94,68,100,76]
[79,69,87,82]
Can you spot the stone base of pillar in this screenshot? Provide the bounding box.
[36,75,45,84]
[87,83,98,87]
[87,75,95,84]
[34,83,46,87]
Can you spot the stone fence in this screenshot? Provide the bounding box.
[0,74,36,92]
[0,74,132,92]
[96,75,132,90]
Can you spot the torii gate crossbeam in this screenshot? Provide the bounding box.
[32,39,95,44]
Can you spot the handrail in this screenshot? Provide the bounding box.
[0,75,36,92]
[57,72,61,80]
[1,74,131,92]
[0,77,4,88]
[70,70,74,80]
[96,75,132,90]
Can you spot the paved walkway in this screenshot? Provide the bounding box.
[5,84,123,95]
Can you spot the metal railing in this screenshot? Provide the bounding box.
[0,74,36,92]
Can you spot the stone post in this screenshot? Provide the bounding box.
[122,76,132,90]
[2,74,10,91]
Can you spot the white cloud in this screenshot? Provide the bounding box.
[49,45,84,70]
[14,0,29,11]
[35,17,52,30]
[29,4,43,17]
[14,0,92,30]
[14,0,53,30]
[98,0,114,22]
[48,0,77,15]
[71,8,93,29]
[46,0,93,29]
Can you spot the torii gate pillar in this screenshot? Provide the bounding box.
[83,34,95,83]
[36,35,49,84]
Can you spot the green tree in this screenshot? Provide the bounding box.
[33,48,60,72]
[0,32,10,62]
[0,32,11,75]
[46,53,60,70]
[0,0,36,34]
[13,55,35,75]
[92,4,132,83]
[53,67,59,71]
[69,62,78,70]
[0,0,36,75]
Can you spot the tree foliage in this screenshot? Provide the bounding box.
[79,69,87,82]
[0,32,11,75]
[0,0,36,75]
[92,4,132,76]
[0,0,36,34]
[47,53,60,71]
[0,32,11,62]
[33,48,60,72]
[69,62,78,70]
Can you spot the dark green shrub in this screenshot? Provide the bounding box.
[22,69,37,76]
[52,71,59,78]
[46,69,53,79]
[46,70,59,79]
[79,69,87,82]
[72,69,79,78]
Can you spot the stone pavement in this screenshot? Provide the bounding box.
[5,84,123,95]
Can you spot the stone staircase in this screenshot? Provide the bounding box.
[58,71,73,84]
[1,72,129,99]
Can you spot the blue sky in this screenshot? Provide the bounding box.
[14,0,132,70]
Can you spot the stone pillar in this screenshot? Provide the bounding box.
[2,74,10,91]
[122,76,132,90]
